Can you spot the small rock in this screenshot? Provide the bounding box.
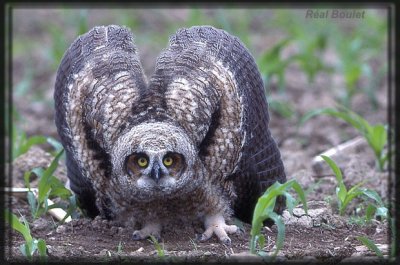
[46,245,53,254]
[56,225,67,234]
[32,218,50,231]
[136,247,144,252]
[98,249,110,256]
[203,251,212,256]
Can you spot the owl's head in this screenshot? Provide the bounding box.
[110,121,202,201]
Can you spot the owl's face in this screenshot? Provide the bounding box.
[125,150,186,188]
[111,122,202,200]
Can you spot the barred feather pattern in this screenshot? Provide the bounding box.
[54,25,286,227]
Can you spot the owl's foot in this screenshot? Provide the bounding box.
[132,222,161,241]
[197,213,239,245]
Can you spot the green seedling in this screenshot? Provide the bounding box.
[116,241,123,255]
[356,236,384,260]
[149,235,165,260]
[12,123,65,160]
[12,128,47,160]
[258,37,292,93]
[4,210,47,261]
[24,149,77,221]
[321,155,387,217]
[333,16,387,109]
[267,98,295,119]
[250,179,307,259]
[300,106,389,171]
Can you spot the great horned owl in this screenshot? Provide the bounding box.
[54,25,286,244]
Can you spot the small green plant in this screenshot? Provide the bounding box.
[116,241,123,255]
[4,210,47,261]
[301,106,389,171]
[12,128,47,161]
[356,236,384,260]
[321,155,387,217]
[355,212,394,261]
[267,98,295,119]
[24,149,77,221]
[257,37,292,93]
[250,179,307,259]
[149,235,165,259]
[12,124,64,160]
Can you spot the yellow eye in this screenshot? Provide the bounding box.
[137,157,148,168]
[163,156,174,167]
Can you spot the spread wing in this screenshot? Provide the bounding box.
[54,25,147,217]
[149,26,286,222]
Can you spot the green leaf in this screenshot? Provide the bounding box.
[48,176,72,199]
[291,181,308,214]
[27,191,37,218]
[365,204,376,222]
[283,191,296,215]
[4,210,33,243]
[268,99,294,119]
[360,188,384,206]
[321,155,344,183]
[46,137,64,155]
[367,125,387,158]
[16,135,48,159]
[19,243,31,258]
[337,183,347,203]
[36,150,64,204]
[375,207,388,219]
[61,194,78,223]
[37,239,47,260]
[356,236,383,259]
[256,234,266,249]
[341,190,364,214]
[23,171,32,190]
[268,212,285,258]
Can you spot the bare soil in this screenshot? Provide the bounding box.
[4,8,392,263]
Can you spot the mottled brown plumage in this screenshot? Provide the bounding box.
[54,25,286,244]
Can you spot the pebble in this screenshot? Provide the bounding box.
[56,225,67,234]
[136,247,144,252]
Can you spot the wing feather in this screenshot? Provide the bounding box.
[54,25,147,216]
[150,26,286,222]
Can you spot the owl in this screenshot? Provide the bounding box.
[54,25,286,245]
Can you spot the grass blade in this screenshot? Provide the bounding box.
[360,188,384,206]
[36,150,64,203]
[4,210,33,243]
[268,212,285,258]
[321,155,344,183]
[356,236,383,259]
[37,239,47,260]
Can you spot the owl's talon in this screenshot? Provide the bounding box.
[221,236,232,246]
[131,222,161,241]
[195,233,205,242]
[237,226,245,236]
[200,213,238,244]
[132,230,144,241]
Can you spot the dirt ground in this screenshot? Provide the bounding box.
[4,8,393,263]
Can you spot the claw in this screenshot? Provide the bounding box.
[132,230,144,241]
[131,222,161,241]
[199,213,239,244]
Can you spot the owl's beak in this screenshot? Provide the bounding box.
[150,161,163,183]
